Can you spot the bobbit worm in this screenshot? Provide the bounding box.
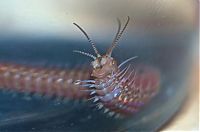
[0,16,160,118]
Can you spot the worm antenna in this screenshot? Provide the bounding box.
[107,18,121,56]
[73,50,96,60]
[107,16,130,56]
[73,23,101,57]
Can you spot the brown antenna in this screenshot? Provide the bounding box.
[107,16,130,56]
[73,50,96,60]
[106,18,121,56]
[73,23,101,57]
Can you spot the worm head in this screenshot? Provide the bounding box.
[73,16,130,79]
[91,55,118,79]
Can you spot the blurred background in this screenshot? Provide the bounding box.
[0,0,198,131]
[0,0,197,41]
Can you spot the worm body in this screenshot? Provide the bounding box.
[0,17,160,118]
[0,62,160,117]
[0,63,90,99]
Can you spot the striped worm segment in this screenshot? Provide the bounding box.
[0,63,90,99]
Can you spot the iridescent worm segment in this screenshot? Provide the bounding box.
[0,17,160,118]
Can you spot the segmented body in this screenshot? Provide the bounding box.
[0,62,160,117]
[78,64,160,116]
[0,63,90,99]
